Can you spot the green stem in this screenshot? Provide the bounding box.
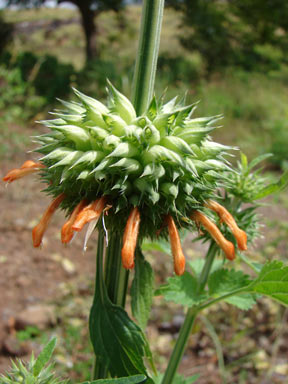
[161,243,218,384]
[92,231,108,380]
[132,0,164,115]
[104,232,129,306]
[197,287,249,312]
[92,0,165,379]
[92,231,129,380]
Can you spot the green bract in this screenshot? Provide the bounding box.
[35,82,234,238]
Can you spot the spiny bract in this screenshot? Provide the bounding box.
[35,81,234,238]
[0,358,65,384]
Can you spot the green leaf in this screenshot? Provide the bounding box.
[131,249,154,330]
[33,337,57,377]
[224,295,257,310]
[248,153,273,170]
[89,245,150,378]
[152,373,199,384]
[208,269,256,310]
[188,259,223,278]
[142,238,171,255]
[250,260,288,306]
[208,269,251,295]
[254,169,288,199]
[155,272,207,307]
[82,374,147,384]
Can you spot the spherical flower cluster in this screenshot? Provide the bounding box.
[3,82,247,275]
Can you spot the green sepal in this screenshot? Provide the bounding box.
[110,158,142,174]
[107,79,136,123]
[160,136,195,156]
[108,142,139,158]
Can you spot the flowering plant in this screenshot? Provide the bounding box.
[2,0,288,383]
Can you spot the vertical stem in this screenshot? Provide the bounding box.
[161,243,218,384]
[92,0,165,379]
[92,231,109,380]
[104,231,129,307]
[92,231,129,380]
[132,0,164,115]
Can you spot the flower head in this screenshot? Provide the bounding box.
[3,82,248,275]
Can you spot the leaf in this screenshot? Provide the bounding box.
[89,245,150,378]
[33,337,57,377]
[248,153,273,170]
[250,260,288,306]
[155,272,207,307]
[254,169,288,199]
[141,238,171,255]
[208,269,251,295]
[131,249,154,330]
[224,294,257,310]
[208,269,256,310]
[188,259,223,278]
[81,374,147,384]
[152,373,199,384]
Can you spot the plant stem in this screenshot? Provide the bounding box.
[161,243,218,384]
[92,231,129,380]
[92,231,109,380]
[132,0,164,115]
[92,0,165,378]
[104,231,129,306]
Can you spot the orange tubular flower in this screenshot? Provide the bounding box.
[191,210,235,260]
[3,160,45,183]
[205,200,247,251]
[61,199,88,244]
[32,193,65,248]
[72,197,107,232]
[121,207,140,270]
[166,215,186,276]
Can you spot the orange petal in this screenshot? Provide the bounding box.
[166,215,186,276]
[32,193,65,247]
[205,200,247,251]
[72,197,107,232]
[20,160,45,170]
[61,199,88,244]
[191,210,235,260]
[3,161,44,183]
[121,207,140,270]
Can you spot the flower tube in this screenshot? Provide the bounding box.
[121,207,141,270]
[191,210,235,260]
[32,193,65,247]
[166,215,186,276]
[205,199,247,251]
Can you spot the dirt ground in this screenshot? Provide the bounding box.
[1,133,288,383]
[0,152,98,369]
